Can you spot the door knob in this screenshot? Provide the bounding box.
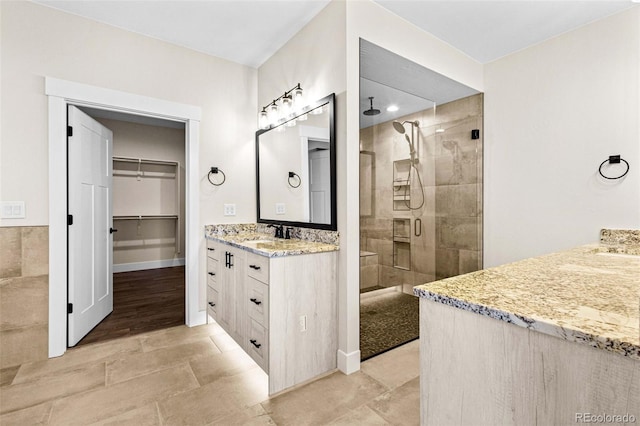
[110,228,118,234]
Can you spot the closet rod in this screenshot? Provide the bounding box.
[113,215,179,220]
[112,156,178,167]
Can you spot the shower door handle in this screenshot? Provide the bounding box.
[415,218,422,237]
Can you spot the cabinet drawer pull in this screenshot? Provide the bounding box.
[250,298,262,306]
[249,339,262,349]
[208,272,216,276]
[249,264,261,270]
[208,302,216,307]
[207,247,215,251]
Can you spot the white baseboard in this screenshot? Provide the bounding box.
[113,258,185,273]
[337,349,361,374]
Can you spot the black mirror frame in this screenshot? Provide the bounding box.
[256,93,337,231]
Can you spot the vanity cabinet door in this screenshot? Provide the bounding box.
[218,246,247,345]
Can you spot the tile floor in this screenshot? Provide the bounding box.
[0,322,420,425]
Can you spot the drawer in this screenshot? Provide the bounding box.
[247,318,268,372]
[207,256,218,275]
[206,286,219,318]
[206,239,220,261]
[246,252,269,284]
[247,277,269,327]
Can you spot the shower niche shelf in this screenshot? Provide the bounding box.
[393,218,411,270]
[393,159,412,211]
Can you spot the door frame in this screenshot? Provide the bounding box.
[46,77,204,358]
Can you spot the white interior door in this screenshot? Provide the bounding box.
[67,106,114,346]
[309,148,331,224]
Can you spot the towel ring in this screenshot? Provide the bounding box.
[207,167,226,186]
[288,171,301,188]
[598,155,629,180]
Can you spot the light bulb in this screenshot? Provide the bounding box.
[259,109,269,129]
[387,105,399,112]
[297,112,308,122]
[293,86,304,107]
[268,103,278,125]
[282,95,293,116]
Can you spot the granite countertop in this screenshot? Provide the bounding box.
[414,244,640,360]
[205,231,339,258]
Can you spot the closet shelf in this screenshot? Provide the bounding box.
[113,215,178,220]
[112,156,181,256]
[113,156,178,167]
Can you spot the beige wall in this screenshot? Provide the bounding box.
[96,118,186,267]
[0,1,257,366]
[484,7,640,267]
[344,0,484,371]
[0,1,257,228]
[0,227,48,368]
[258,0,351,366]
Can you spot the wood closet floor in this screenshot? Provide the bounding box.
[76,266,185,346]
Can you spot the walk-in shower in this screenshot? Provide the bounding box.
[359,39,484,361]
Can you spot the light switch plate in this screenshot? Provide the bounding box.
[223,204,236,216]
[275,203,286,215]
[1,201,25,219]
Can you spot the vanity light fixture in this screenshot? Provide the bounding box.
[310,105,324,115]
[259,83,304,129]
[285,118,297,127]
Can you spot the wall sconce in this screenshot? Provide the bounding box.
[207,167,226,186]
[288,171,301,188]
[259,83,304,130]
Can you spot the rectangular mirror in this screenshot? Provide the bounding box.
[256,93,336,231]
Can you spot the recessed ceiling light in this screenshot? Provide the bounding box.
[386,105,399,112]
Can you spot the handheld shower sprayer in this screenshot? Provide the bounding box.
[392,120,420,164]
[391,119,424,210]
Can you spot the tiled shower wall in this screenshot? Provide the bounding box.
[360,94,483,289]
[0,226,49,368]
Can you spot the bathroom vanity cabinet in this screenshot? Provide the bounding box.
[206,238,337,395]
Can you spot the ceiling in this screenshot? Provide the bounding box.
[360,39,480,128]
[33,0,636,68]
[34,0,636,128]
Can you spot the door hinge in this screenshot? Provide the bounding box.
[67,126,73,137]
[67,214,73,225]
[67,303,73,314]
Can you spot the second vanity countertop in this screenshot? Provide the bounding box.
[414,244,640,360]
[204,224,339,258]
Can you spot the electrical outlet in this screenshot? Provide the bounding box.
[299,315,307,332]
[275,203,286,215]
[0,201,25,219]
[223,204,236,216]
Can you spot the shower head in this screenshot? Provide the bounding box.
[392,120,419,134]
[392,121,406,134]
[363,97,381,116]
